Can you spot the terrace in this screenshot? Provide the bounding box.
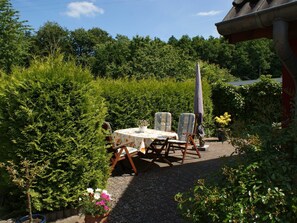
[47,139,235,223]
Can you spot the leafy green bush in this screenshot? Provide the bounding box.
[0,56,109,212]
[97,77,213,135]
[239,75,282,125]
[175,125,297,223]
[211,81,244,121]
[200,61,236,84]
[212,76,281,128]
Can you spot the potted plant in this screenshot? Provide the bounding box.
[79,188,112,223]
[0,159,48,223]
[137,119,149,132]
[214,112,231,142]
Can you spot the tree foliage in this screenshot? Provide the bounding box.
[31,21,71,57]
[69,27,112,67]
[232,39,280,79]
[0,0,30,73]
[19,19,280,81]
[92,35,194,80]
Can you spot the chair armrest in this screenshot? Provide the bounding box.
[113,141,134,150]
[179,132,196,143]
[182,132,195,137]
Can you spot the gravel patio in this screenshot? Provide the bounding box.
[0,138,236,223]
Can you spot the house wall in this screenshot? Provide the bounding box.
[282,39,297,125]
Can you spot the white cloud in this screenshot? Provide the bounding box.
[66,1,104,18]
[196,10,222,16]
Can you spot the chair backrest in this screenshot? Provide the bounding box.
[102,121,115,148]
[154,112,172,132]
[177,113,195,141]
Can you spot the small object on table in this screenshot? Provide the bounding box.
[137,119,149,133]
[138,125,147,133]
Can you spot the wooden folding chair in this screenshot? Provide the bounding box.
[148,137,173,166]
[167,113,201,164]
[145,112,173,155]
[102,122,138,175]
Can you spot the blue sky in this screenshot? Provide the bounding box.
[11,0,232,41]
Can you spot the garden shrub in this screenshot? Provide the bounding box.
[211,81,244,120]
[200,61,236,84]
[212,76,281,130]
[239,75,282,125]
[0,56,109,212]
[175,123,297,223]
[97,77,213,135]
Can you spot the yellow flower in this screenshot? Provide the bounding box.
[214,112,231,128]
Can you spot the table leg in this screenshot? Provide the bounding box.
[150,138,173,166]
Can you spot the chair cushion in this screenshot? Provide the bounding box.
[168,139,187,144]
[154,112,172,132]
[118,146,138,157]
[177,113,195,141]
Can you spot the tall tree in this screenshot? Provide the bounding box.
[232,39,279,79]
[93,35,194,79]
[92,35,130,78]
[32,21,70,56]
[70,27,112,67]
[176,35,195,57]
[0,0,30,73]
[167,35,178,46]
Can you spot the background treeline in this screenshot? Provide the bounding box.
[1,4,281,80]
[29,22,282,80]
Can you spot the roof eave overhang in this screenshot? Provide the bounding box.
[216,1,297,43]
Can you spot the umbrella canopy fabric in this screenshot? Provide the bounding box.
[194,62,204,125]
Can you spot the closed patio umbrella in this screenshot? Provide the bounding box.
[194,62,204,138]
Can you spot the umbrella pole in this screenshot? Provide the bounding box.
[194,113,198,136]
[194,113,205,147]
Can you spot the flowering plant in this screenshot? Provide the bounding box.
[137,119,149,127]
[79,188,112,216]
[214,112,231,128]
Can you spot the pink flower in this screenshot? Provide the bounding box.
[98,200,105,206]
[101,193,111,201]
[81,188,111,215]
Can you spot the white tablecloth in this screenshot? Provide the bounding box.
[113,128,178,154]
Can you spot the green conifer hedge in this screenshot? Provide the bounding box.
[98,78,213,135]
[0,56,109,212]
